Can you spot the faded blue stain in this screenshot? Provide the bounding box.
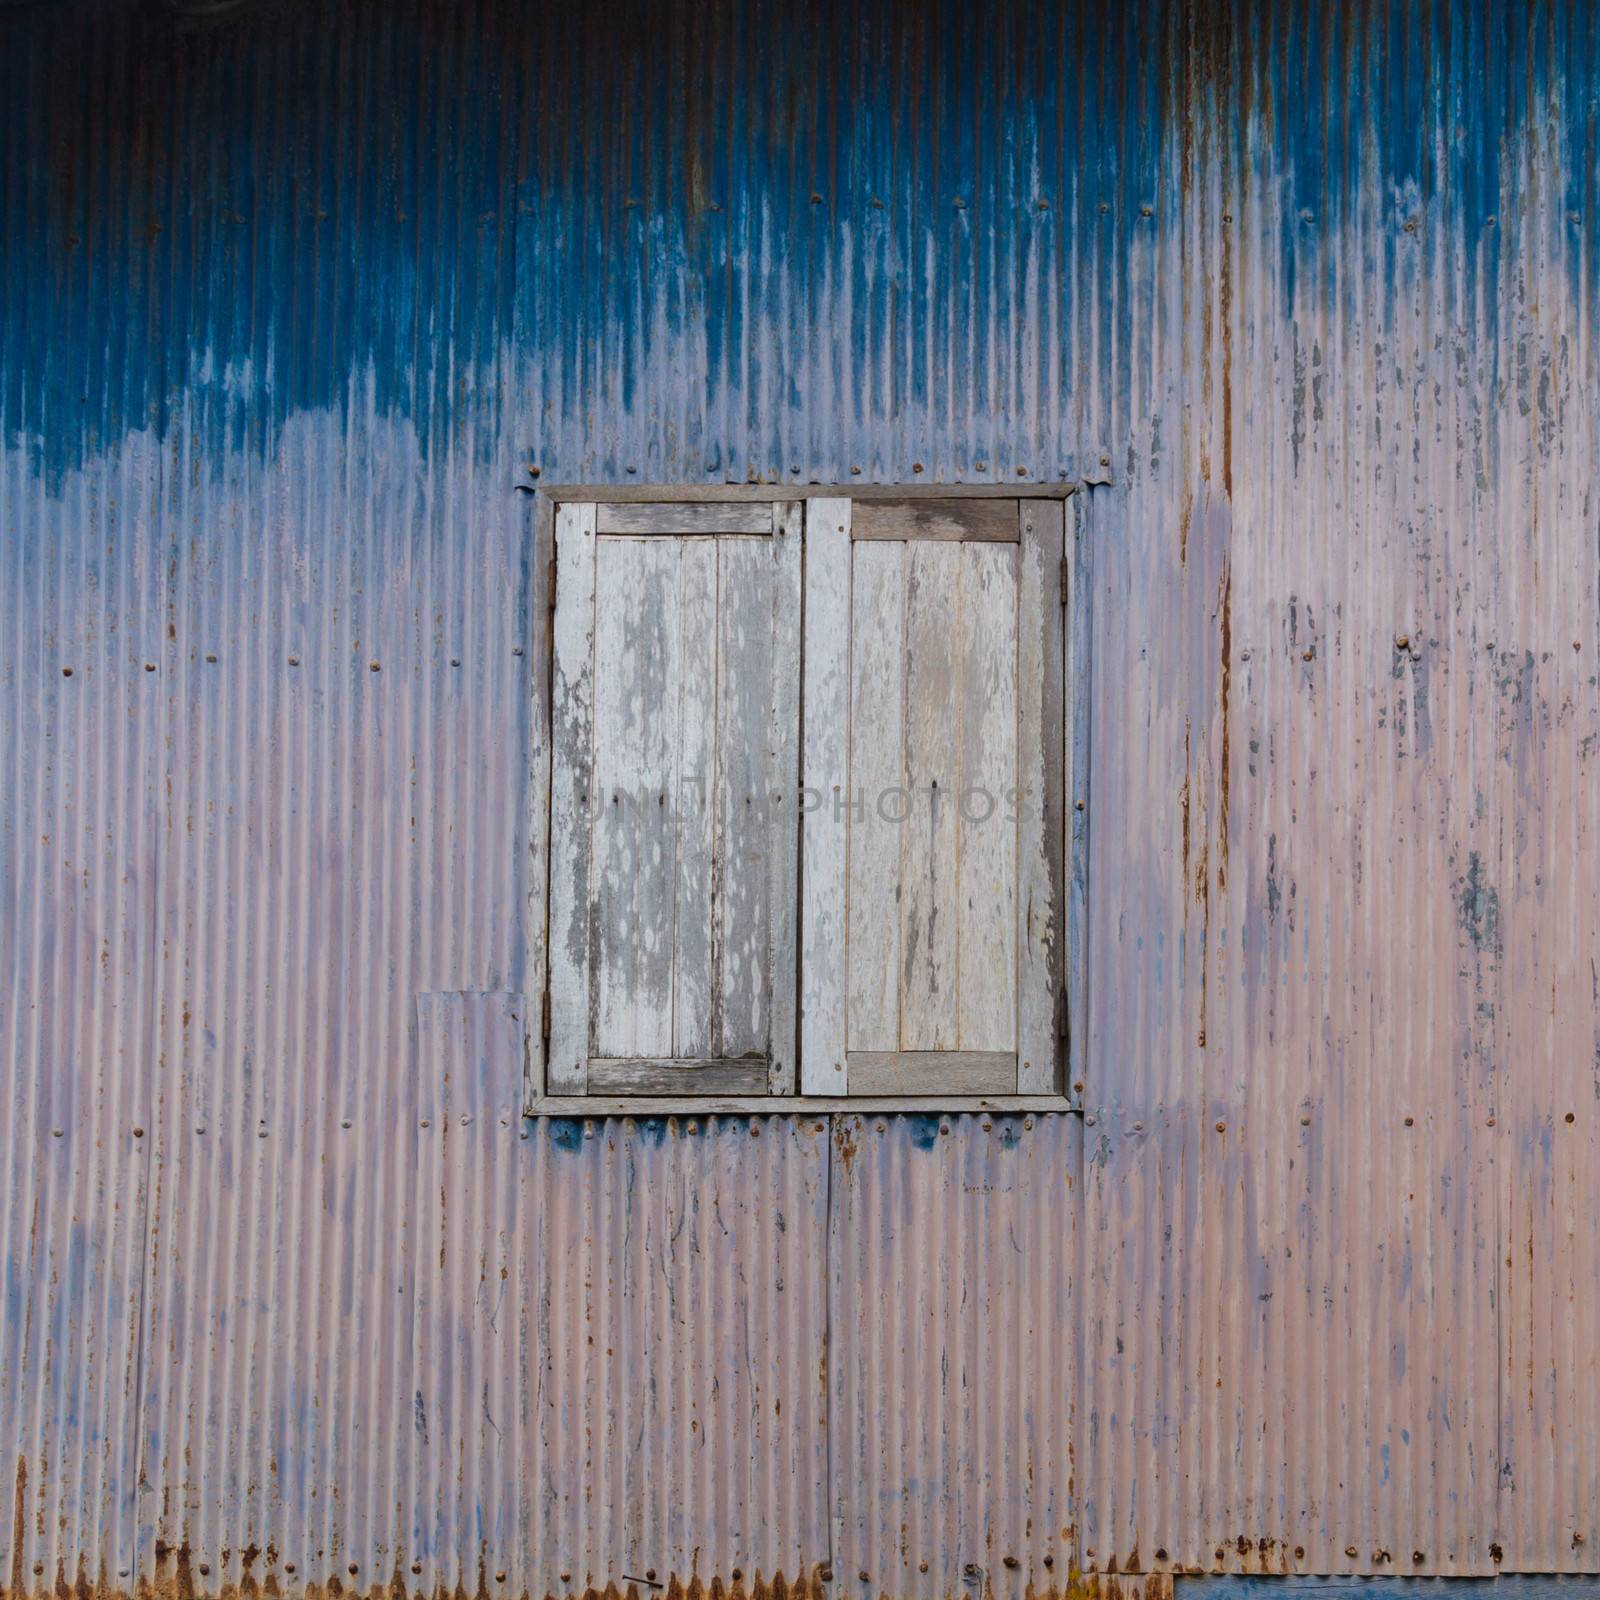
[546,1118,585,1154]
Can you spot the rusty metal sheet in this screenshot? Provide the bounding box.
[829,1113,1080,1596]
[3,0,1600,1593]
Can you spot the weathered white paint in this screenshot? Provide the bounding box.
[546,501,599,1093]
[800,498,853,1093]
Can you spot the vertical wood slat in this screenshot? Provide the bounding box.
[1064,495,1091,1105]
[546,502,598,1093]
[525,492,555,1108]
[671,540,719,1057]
[957,542,1020,1051]
[900,542,963,1051]
[592,540,680,1058]
[846,541,906,1054]
[715,538,774,1058]
[800,498,853,1094]
[766,504,804,1093]
[1016,500,1066,1093]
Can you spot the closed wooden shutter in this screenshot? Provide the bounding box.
[801,498,1066,1096]
[547,502,802,1095]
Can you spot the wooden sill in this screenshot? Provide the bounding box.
[525,1094,1078,1117]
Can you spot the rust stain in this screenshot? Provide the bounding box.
[1179,724,1191,876]
[11,1456,25,1597]
[832,1118,858,1175]
[1216,560,1232,888]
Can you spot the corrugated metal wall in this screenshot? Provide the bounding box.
[3,0,1598,1593]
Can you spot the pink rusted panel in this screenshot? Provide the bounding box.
[830,1114,1080,1597]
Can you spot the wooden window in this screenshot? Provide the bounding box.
[535,491,1071,1106]
[546,501,802,1096]
[801,499,1066,1096]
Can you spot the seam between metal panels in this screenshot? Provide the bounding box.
[823,1121,837,1582]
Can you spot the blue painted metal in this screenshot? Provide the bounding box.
[2,1,1599,1594]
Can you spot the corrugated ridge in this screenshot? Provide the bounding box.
[3,0,1600,1591]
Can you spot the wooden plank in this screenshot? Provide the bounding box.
[525,491,555,1108]
[845,540,905,1052]
[765,504,803,1093]
[670,539,718,1057]
[851,499,1020,542]
[846,1051,1016,1095]
[587,1058,771,1095]
[591,538,678,1058]
[529,1093,1075,1116]
[1015,500,1067,1093]
[957,540,1019,1051]
[715,537,776,1058]
[1065,494,1091,1104]
[800,498,853,1094]
[546,502,598,1093]
[596,502,774,535]
[546,484,1074,504]
[900,540,962,1051]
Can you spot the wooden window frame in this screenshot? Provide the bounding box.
[524,484,1088,1116]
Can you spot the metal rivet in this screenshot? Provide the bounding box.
[450,658,461,667]
[370,661,381,672]
[1075,798,1085,811]
[1215,1121,1227,1133]
[341,1118,352,1129]
[205,653,217,663]
[1566,1112,1576,1124]
[1404,1116,1414,1127]
[133,1127,144,1138]
[61,666,73,677]
[288,655,300,666]
[52,1128,62,1138]
[1487,1115,1496,1126]
[513,646,524,656]
[1346,1548,1359,1560]
[350,1563,359,1575]
[413,1564,423,1576]
[285,1564,296,1575]
[144,662,156,672]
[421,1119,431,1128]
[200,1565,210,1576]
[1302,649,1314,661]
[1073,1081,1085,1094]
[1300,1113,1311,1126]
[1396,634,1410,650]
